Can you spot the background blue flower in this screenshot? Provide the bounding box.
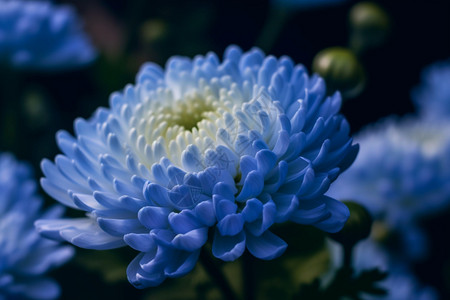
[0,0,96,71]
[412,59,450,120]
[36,45,358,289]
[0,153,74,300]
[327,116,450,260]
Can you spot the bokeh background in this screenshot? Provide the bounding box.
[1,0,449,299]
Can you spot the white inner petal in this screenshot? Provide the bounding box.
[131,77,283,179]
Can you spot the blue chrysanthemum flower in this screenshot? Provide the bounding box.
[0,0,96,71]
[36,45,358,288]
[0,153,74,300]
[326,239,438,300]
[412,59,450,120]
[271,0,349,10]
[327,116,450,259]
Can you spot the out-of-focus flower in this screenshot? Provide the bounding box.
[327,239,438,300]
[412,59,450,120]
[312,47,366,99]
[36,45,358,288]
[271,0,349,10]
[328,201,373,248]
[0,153,74,300]
[349,1,391,55]
[327,116,450,259]
[0,0,96,71]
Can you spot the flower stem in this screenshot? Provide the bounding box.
[199,248,240,300]
[243,252,255,300]
[255,8,291,53]
[343,244,354,270]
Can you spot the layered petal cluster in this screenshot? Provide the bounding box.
[0,153,74,300]
[412,59,450,120]
[326,239,438,300]
[36,45,358,288]
[0,0,96,71]
[327,116,450,259]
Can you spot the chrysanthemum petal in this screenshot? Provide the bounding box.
[212,230,246,261]
[172,228,208,251]
[127,253,165,289]
[138,206,171,229]
[164,250,200,278]
[98,217,145,236]
[35,218,125,250]
[246,231,287,260]
[124,233,156,252]
[217,213,245,236]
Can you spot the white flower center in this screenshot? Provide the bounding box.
[130,78,283,182]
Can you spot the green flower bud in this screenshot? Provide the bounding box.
[22,88,51,130]
[349,1,390,54]
[140,19,168,45]
[329,201,373,248]
[312,47,366,99]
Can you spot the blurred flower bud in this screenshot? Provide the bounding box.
[349,1,390,54]
[370,220,390,244]
[140,19,168,45]
[329,201,373,248]
[312,47,366,99]
[22,88,51,131]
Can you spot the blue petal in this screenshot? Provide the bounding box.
[164,250,200,278]
[258,56,277,87]
[217,213,244,236]
[150,229,176,247]
[300,175,331,200]
[212,229,246,261]
[256,149,277,176]
[127,253,165,289]
[138,206,171,229]
[212,182,236,200]
[246,231,287,260]
[273,194,299,222]
[118,195,148,212]
[289,201,329,225]
[71,193,103,212]
[124,233,156,252]
[312,196,350,233]
[241,198,263,223]
[36,218,125,250]
[172,227,208,251]
[214,198,237,220]
[21,279,61,300]
[168,210,202,234]
[113,178,141,199]
[264,161,288,194]
[40,177,77,209]
[169,182,209,209]
[236,170,264,201]
[15,245,74,275]
[98,218,145,236]
[143,182,172,207]
[245,200,277,236]
[239,155,257,180]
[272,130,290,158]
[194,200,216,226]
[93,191,121,208]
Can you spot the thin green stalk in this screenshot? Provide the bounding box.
[199,248,240,300]
[255,8,291,53]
